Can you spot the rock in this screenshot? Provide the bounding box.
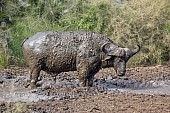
[0,80,3,84]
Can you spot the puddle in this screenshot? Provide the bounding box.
[1,74,170,102]
[0,91,54,102]
[124,80,170,95]
[97,78,170,95]
[0,78,53,102]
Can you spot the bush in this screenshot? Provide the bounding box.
[108,0,170,66]
[0,0,169,68]
[8,0,111,66]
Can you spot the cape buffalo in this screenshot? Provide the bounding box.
[22,30,140,88]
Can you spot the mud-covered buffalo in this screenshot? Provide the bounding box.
[22,30,140,88]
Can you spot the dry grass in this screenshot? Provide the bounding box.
[106,0,170,66]
[81,0,170,66]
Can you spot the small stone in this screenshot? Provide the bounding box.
[4,73,12,79]
[62,106,69,110]
[0,80,4,84]
[107,75,113,80]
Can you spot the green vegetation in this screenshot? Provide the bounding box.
[0,48,7,68]
[0,0,169,68]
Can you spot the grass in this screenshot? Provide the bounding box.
[109,0,170,66]
[0,47,7,69]
[0,0,169,68]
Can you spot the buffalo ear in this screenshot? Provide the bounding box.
[101,43,117,56]
[101,43,114,61]
[101,43,125,57]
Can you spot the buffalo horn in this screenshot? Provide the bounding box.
[126,45,140,59]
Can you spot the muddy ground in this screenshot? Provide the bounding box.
[0,65,170,113]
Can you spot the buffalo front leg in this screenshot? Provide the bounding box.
[87,68,100,87]
[76,44,101,87]
[29,66,41,89]
[78,67,98,87]
[78,69,88,87]
[77,59,100,87]
[77,55,101,87]
[77,58,89,87]
[86,75,94,87]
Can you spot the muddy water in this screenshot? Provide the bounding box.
[97,77,170,95]
[0,71,170,103]
[0,75,53,102]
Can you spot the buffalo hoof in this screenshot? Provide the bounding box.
[30,82,37,89]
[79,81,93,87]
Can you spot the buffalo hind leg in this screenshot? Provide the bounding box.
[51,73,59,83]
[29,66,41,89]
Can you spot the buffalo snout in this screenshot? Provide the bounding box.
[117,70,126,76]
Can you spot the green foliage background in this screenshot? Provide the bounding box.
[0,0,169,68]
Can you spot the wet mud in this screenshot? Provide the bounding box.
[0,65,170,112]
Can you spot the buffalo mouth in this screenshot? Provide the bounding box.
[117,71,126,76]
[117,74,125,76]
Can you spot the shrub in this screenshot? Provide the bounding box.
[0,0,169,68]
[108,0,170,66]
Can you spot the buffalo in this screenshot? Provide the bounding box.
[22,30,140,88]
